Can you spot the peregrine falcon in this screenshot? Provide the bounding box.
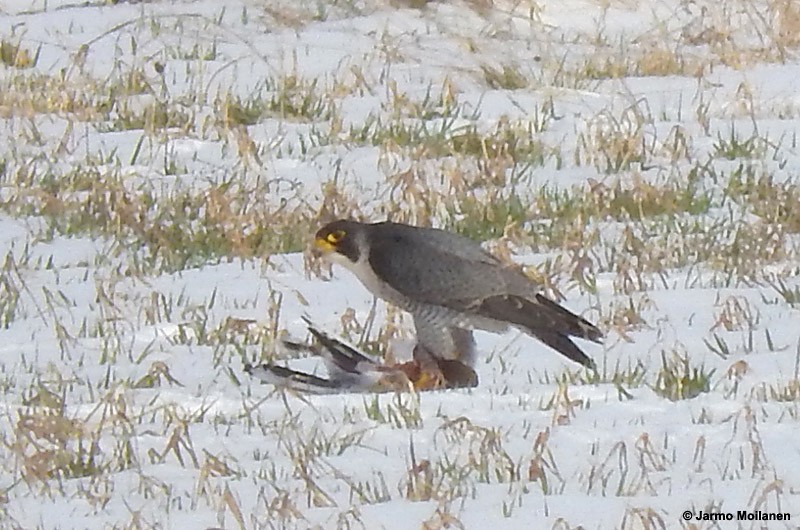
[313,219,602,389]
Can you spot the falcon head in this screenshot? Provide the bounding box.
[313,220,363,264]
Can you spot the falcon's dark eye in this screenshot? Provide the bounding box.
[326,230,346,244]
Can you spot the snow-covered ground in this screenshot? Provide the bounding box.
[1,0,800,528]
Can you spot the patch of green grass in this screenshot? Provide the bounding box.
[763,379,800,402]
[349,117,553,164]
[104,100,195,133]
[604,214,788,280]
[388,81,468,121]
[652,351,714,401]
[13,395,137,485]
[576,113,646,174]
[217,76,338,127]
[0,72,111,120]
[588,176,712,220]
[767,277,800,307]
[444,190,527,240]
[713,128,767,159]
[416,169,715,256]
[363,393,422,429]
[0,254,21,328]
[725,165,800,232]
[524,174,712,247]
[577,46,692,80]
[0,163,318,273]
[0,39,37,68]
[168,41,218,61]
[481,64,528,90]
[546,361,648,390]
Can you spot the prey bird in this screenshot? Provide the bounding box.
[245,319,478,393]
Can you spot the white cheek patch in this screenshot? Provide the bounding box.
[325,251,354,268]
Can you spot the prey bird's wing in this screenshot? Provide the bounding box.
[304,324,382,383]
[246,323,387,393]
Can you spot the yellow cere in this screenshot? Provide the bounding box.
[314,231,344,252]
[326,230,345,244]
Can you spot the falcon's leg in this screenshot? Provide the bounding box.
[438,359,479,388]
[404,324,479,389]
[449,328,478,369]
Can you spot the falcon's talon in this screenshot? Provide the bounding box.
[414,370,446,391]
[404,362,445,391]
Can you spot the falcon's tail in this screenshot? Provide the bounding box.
[533,294,603,342]
[477,293,601,369]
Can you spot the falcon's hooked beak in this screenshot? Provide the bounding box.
[312,224,346,258]
[313,236,336,256]
[312,221,360,264]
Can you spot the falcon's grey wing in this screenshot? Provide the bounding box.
[373,222,502,266]
[367,225,601,368]
[367,224,510,307]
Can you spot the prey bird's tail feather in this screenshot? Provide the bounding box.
[244,363,342,393]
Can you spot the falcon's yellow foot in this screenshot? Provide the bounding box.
[413,367,447,391]
[390,359,477,390]
[390,360,446,390]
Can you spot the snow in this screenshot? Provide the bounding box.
[1,0,800,528]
